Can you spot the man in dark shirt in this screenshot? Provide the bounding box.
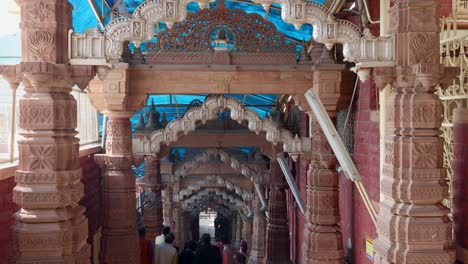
[193,233,222,264]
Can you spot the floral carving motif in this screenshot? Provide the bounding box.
[412,143,437,169]
[384,142,395,165]
[145,3,295,53]
[28,1,53,22]
[411,33,436,63]
[28,30,55,61]
[29,145,55,170]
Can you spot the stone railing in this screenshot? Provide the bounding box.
[437,16,468,212]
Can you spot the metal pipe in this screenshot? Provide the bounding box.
[276,153,306,215]
[87,0,106,32]
[9,85,18,162]
[254,183,268,212]
[304,89,377,226]
[361,0,380,24]
[101,114,107,152]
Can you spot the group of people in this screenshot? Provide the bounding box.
[139,226,249,264]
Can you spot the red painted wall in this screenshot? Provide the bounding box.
[341,79,380,264]
[79,154,102,263]
[453,109,468,262]
[0,176,16,264]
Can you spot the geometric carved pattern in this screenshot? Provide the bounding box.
[133,96,300,155]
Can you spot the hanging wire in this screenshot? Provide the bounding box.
[343,77,359,132]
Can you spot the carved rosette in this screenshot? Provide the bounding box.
[374,1,455,263]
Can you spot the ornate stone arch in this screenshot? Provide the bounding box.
[73,0,393,65]
[177,175,254,201]
[173,149,267,182]
[133,96,309,156]
[181,188,246,209]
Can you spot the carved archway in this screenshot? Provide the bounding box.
[178,175,254,201]
[133,96,308,156]
[173,149,267,182]
[182,188,247,211]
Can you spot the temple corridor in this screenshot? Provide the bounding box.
[0,0,467,263]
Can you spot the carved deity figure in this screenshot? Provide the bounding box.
[214,29,229,50]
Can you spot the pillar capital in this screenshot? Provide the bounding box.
[88,65,147,113]
[373,66,396,91]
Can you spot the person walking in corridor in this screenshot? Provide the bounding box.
[178,240,197,264]
[156,226,171,245]
[222,237,235,264]
[139,228,154,264]
[154,233,178,264]
[193,233,222,264]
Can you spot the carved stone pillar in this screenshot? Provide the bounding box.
[95,115,139,264]
[302,115,343,264]
[162,185,173,227]
[172,202,184,249]
[231,214,237,245]
[374,1,454,263]
[142,156,164,241]
[5,0,91,261]
[235,213,243,247]
[10,68,90,263]
[453,108,468,262]
[242,218,253,253]
[248,195,267,264]
[264,161,291,264]
[453,108,468,263]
